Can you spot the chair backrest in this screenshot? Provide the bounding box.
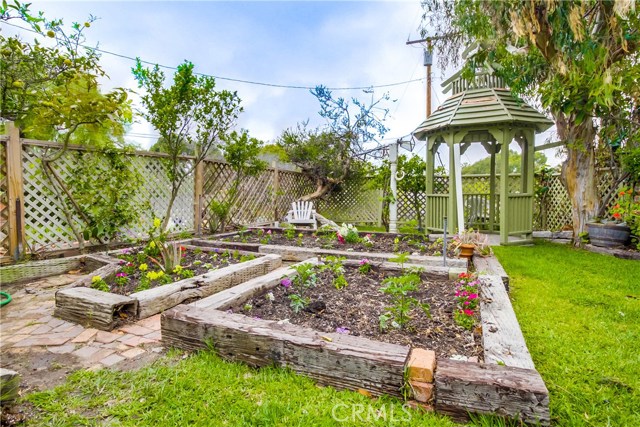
[292,201,314,220]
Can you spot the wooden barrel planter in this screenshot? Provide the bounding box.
[586,222,631,248]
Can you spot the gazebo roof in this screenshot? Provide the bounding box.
[413,74,554,140]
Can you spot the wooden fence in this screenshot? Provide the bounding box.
[0,130,617,263]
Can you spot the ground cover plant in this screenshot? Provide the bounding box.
[493,241,640,426]
[230,257,482,359]
[223,224,458,257]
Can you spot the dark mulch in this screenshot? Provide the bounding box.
[106,248,254,295]
[230,265,482,359]
[221,228,457,257]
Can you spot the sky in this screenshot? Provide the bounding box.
[2,0,563,168]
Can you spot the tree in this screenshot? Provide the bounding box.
[462,150,548,174]
[422,0,640,240]
[278,85,392,200]
[133,59,242,230]
[207,130,267,232]
[2,2,138,250]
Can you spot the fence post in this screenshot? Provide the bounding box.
[6,123,25,260]
[194,159,204,236]
[272,161,280,222]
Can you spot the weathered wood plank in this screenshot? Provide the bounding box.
[162,305,410,397]
[259,244,467,268]
[191,258,320,310]
[473,255,509,290]
[133,254,282,319]
[340,259,464,280]
[435,359,549,425]
[61,261,121,290]
[480,275,535,370]
[189,239,262,253]
[54,287,138,331]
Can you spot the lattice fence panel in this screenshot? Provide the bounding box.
[317,181,382,224]
[0,141,8,256]
[200,162,315,231]
[22,145,82,251]
[126,155,194,234]
[275,170,316,220]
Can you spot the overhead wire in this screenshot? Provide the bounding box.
[1,21,427,91]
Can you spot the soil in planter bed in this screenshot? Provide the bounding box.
[230,265,482,359]
[222,229,457,257]
[106,249,254,295]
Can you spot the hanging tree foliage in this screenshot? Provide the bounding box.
[421,0,640,239]
[277,85,392,201]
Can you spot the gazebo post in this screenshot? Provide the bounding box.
[447,133,457,234]
[425,137,434,194]
[499,128,511,244]
[489,142,497,231]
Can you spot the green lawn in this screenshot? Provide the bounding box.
[24,241,640,426]
[493,242,640,426]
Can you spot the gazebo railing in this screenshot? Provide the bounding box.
[425,194,448,231]
[506,193,534,235]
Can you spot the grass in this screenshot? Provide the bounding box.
[23,241,639,426]
[493,241,640,426]
[25,349,455,426]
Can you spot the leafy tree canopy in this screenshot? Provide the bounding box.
[462,150,548,175]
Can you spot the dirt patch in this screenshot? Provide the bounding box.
[229,264,482,359]
[104,248,256,295]
[221,228,457,257]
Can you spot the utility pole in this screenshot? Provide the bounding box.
[406,38,433,119]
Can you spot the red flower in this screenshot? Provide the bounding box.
[463,309,474,316]
[613,212,622,219]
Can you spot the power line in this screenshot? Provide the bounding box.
[2,21,427,91]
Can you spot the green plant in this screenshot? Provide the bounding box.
[333,274,348,290]
[378,313,391,331]
[296,233,304,246]
[291,262,317,288]
[379,273,424,329]
[337,223,360,244]
[90,275,109,292]
[389,252,410,271]
[453,272,480,331]
[283,223,296,240]
[358,258,372,274]
[288,294,308,313]
[321,256,348,289]
[239,254,256,263]
[392,237,400,252]
[610,187,640,249]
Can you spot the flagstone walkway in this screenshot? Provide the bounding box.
[1,273,166,394]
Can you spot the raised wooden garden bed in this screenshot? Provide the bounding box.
[54,245,282,331]
[162,255,549,425]
[193,229,467,269]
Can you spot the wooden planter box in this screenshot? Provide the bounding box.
[0,254,111,286]
[161,256,549,425]
[54,247,282,331]
[192,238,467,270]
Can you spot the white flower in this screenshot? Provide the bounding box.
[265,292,275,302]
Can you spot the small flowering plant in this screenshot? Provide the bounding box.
[115,272,129,287]
[609,187,640,249]
[91,275,109,292]
[453,272,480,330]
[338,223,360,244]
[358,258,372,274]
[362,234,374,248]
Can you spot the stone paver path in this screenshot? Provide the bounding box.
[1,273,165,392]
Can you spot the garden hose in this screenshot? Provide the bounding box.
[0,291,11,307]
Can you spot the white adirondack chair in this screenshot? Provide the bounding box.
[285,201,317,229]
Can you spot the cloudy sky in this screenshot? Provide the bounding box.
[4,1,562,167]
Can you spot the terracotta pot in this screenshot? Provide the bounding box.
[459,243,475,259]
[586,222,631,248]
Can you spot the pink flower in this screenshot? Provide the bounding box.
[455,291,460,297]
[463,301,470,306]
[359,258,370,265]
[281,278,292,288]
[463,309,474,316]
[469,293,478,299]
[336,327,350,334]
[267,230,272,235]
[336,233,345,244]
[116,272,127,278]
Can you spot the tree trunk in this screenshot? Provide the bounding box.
[556,114,599,245]
[300,178,334,201]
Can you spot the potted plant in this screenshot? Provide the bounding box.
[586,187,638,248]
[454,228,490,259]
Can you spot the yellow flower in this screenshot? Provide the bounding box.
[91,275,102,284]
[149,241,156,249]
[153,218,161,228]
[173,265,183,274]
[139,263,148,272]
